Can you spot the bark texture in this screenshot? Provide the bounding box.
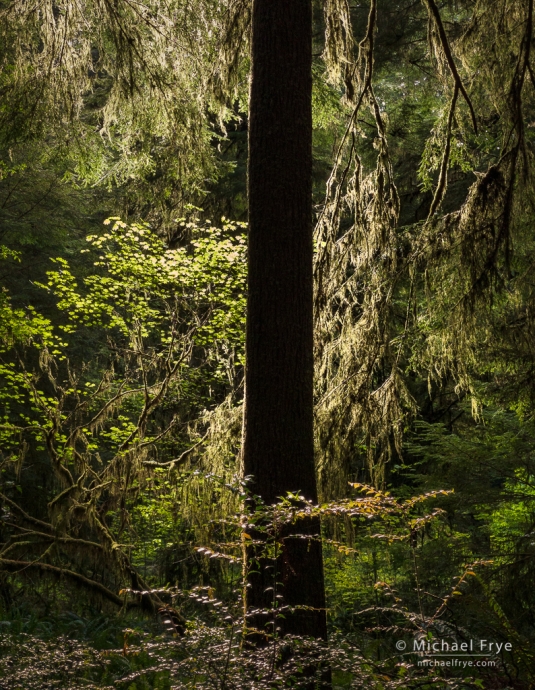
[243,0,327,641]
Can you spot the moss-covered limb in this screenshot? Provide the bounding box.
[11,357,76,489]
[0,557,126,607]
[427,83,459,220]
[314,0,382,293]
[422,0,478,134]
[323,0,355,93]
[63,379,141,449]
[77,501,186,622]
[5,311,195,532]
[0,538,37,559]
[0,522,185,622]
[508,0,533,158]
[117,337,194,453]
[210,0,251,111]
[142,432,208,470]
[0,214,248,617]
[313,3,408,494]
[1,524,105,553]
[0,0,221,221]
[312,0,535,496]
[0,493,55,533]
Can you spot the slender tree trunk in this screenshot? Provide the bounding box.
[243,0,327,641]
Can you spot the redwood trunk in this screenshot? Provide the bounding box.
[243,0,327,641]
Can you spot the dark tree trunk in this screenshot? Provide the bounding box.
[243,0,327,641]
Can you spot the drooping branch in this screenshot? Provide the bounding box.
[422,0,478,134]
[323,0,355,95]
[211,0,251,107]
[314,0,380,291]
[427,83,460,220]
[313,0,408,493]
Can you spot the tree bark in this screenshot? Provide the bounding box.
[243,0,327,641]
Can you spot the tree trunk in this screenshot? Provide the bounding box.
[243,0,327,641]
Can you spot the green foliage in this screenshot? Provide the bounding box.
[0,214,247,641]
[0,0,224,222]
[41,216,246,356]
[0,480,484,689]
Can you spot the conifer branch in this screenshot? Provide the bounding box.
[422,0,478,134]
[427,83,459,220]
